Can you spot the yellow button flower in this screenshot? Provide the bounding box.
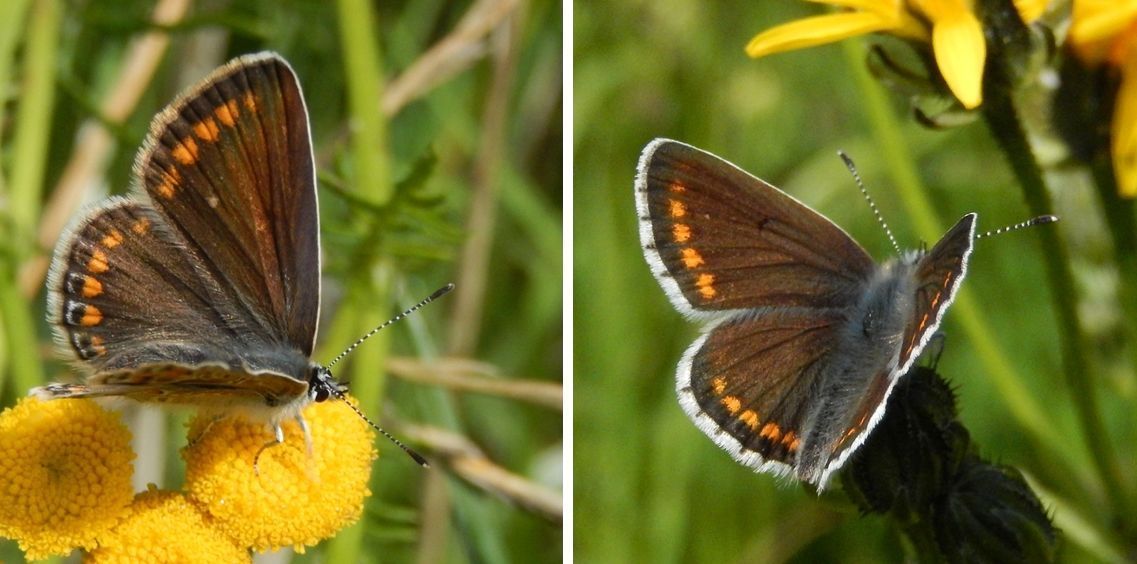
[181,396,378,553]
[746,1,1046,109]
[0,397,134,560]
[87,486,249,563]
[1070,0,1137,197]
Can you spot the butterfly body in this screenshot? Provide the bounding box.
[34,53,331,435]
[637,139,973,489]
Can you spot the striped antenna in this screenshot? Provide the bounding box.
[976,215,1059,239]
[838,151,902,256]
[327,283,455,368]
[320,283,454,467]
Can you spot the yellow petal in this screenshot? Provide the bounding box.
[1111,50,1137,197]
[746,12,897,58]
[930,8,987,108]
[1013,0,1050,23]
[1071,1,1137,46]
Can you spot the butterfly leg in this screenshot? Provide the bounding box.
[296,414,314,457]
[187,414,223,447]
[253,423,287,475]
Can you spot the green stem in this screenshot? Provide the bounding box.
[336,0,391,206]
[8,0,58,237]
[981,89,1132,534]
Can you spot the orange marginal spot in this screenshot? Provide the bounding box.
[720,395,741,415]
[696,273,716,299]
[155,165,181,199]
[131,217,151,235]
[787,435,801,452]
[667,199,686,218]
[87,250,109,274]
[781,430,797,448]
[672,223,691,243]
[740,410,759,430]
[243,91,258,112]
[711,376,726,395]
[215,99,240,126]
[81,275,103,298]
[680,248,705,269]
[760,422,782,442]
[80,305,103,327]
[101,229,124,249]
[90,335,106,355]
[171,137,199,165]
[668,181,686,193]
[192,117,221,142]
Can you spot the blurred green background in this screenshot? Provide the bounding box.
[0,0,561,562]
[575,1,1133,562]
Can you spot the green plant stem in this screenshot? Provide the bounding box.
[8,0,57,237]
[1,0,58,394]
[843,41,1067,468]
[981,89,1133,534]
[1087,158,1137,382]
[336,0,391,206]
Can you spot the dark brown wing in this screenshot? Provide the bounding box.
[898,214,974,373]
[677,308,846,476]
[636,139,876,316]
[134,53,319,354]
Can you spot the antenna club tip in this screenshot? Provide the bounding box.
[432,283,456,300]
[1036,215,1059,225]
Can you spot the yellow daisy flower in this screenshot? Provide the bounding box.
[181,396,378,553]
[1070,0,1137,197]
[87,486,249,563]
[746,1,1047,109]
[0,397,134,560]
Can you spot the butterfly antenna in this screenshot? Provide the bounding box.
[976,215,1059,240]
[838,151,901,256]
[326,283,455,369]
[327,383,430,466]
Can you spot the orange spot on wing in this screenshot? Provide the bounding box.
[721,395,741,415]
[669,181,686,192]
[668,199,686,218]
[101,229,124,248]
[193,117,221,142]
[740,410,759,430]
[90,335,106,355]
[80,305,103,326]
[243,91,258,112]
[672,223,691,243]
[131,217,151,235]
[760,422,782,442]
[215,99,240,126]
[88,250,109,274]
[711,376,726,395]
[696,273,716,299]
[171,137,199,165]
[81,275,103,298]
[680,248,704,269]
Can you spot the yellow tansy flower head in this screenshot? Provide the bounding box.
[0,397,134,560]
[182,396,378,553]
[87,486,249,563]
[746,1,1049,110]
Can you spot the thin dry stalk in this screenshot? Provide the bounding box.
[388,357,561,410]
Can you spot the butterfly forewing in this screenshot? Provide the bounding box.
[136,53,320,355]
[636,139,876,316]
[899,214,974,373]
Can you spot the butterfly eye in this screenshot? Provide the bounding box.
[313,386,330,402]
